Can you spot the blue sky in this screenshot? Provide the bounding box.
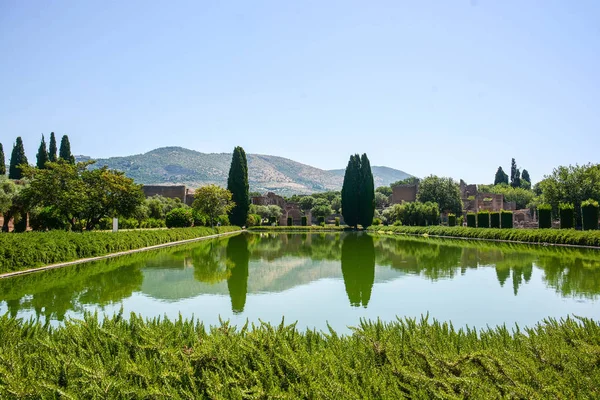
[1,0,598,184]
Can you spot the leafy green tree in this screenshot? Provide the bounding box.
[0,177,18,215]
[298,196,316,213]
[0,143,5,175]
[36,135,49,169]
[192,184,235,227]
[494,166,509,185]
[358,153,375,228]
[9,137,28,180]
[267,205,282,220]
[375,186,392,197]
[311,198,333,219]
[48,132,58,162]
[341,154,360,228]
[417,175,462,215]
[227,146,249,226]
[59,135,75,164]
[374,192,388,209]
[331,195,342,213]
[390,177,419,187]
[485,184,535,209]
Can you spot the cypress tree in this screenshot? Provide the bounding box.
[341,154,360,228]
[36,134,49,169]
[494,166,508,185]
[8,137,28,180]
[59,135,75,164]
[227,146,249,227]
[48,132,58,162]
[358,153,375,228]
[522,169,531,184]
[510,158,520,188]
[0,143,5,175]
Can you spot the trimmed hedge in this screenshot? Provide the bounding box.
[301,216,307,226]
[165,208,194,228]
[287,216,293,227]
[466,213,476,228]
[1,314,599,398]
[448,214,456,227]
[559,203,575,230]
[538,204,552,229]
[335,217,341,227]
[501,210,513,229]
[0,226,241,274]
[582,199,599,231]
[367,225,600,247]
[477,211,490,228]
[490,212,500,229]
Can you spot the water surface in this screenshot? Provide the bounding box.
[1,232,599,332]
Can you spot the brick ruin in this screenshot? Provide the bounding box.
[142,185,195,207]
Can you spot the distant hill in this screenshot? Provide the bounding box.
[82,147,412,195]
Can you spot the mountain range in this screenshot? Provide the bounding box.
[81,147,412,195]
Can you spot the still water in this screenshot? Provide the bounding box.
[1,232,599,332]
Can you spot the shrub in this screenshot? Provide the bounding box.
[193,211,208,227]
[372,218,381,226]
[501,210,513,229]
[29,207,68,231]
[268,216,277,225]
[217,215,230,226]
[477,211,490,228]
[301,216,307,226]
[246,214,261,227]
[119,218,140,229]
[538,204,552,229]
[165,208,194,228]
[559,203,575,229]
[457,216,464,227]
[490,212,500,229]
[448,214,456,227]
[287,217,293,226]
[466,213,476,228]
[582,199,599,231]
[318,216,325,226]
[142,218,165,229]
[335,217,340,227]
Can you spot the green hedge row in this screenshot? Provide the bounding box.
[368,225,600,247]
[490,212,500,228]
[466,213,476,228]
[539,204,552,229]
[560,203,575,229]
[1,313,598,398]
[582,199,599,231]
[501,210,513,229]
[448,214,456,227]
[0,226,241,274]
[477,211,489,228]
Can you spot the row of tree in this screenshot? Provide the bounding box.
[341,154,375,228]
[494,158,531,189]
[0,133,75,179]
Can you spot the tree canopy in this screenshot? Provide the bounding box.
[48,132,58,163]
[8,137,28,180]
[494,167,509,185]
[59,135,75,164]
[36,135,49,169]
[417,175,462,215]
[192,184,235,227]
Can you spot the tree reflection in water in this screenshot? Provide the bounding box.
[341,233,375,307]
[226,234,250,314]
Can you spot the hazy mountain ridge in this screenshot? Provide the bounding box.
[83,147,412,194]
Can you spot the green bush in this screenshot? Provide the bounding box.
[29,207,68,231]
[217,215,230,226]
[490,212,500,228]
[301,216,307,226]
[466,213,476,228]
[477,211,490,228]
[287,216,293,226]
[119,218,140,229]
[457,216,464,227]
[193,210,208,227]
[448,214,456,227]
[246,214,261,227]
[538,204,552,229]
[501,210,513,229]
[335,217,340,226]
[0,314,599,398]
[559,203,575,229]
[582,199,599,231]
[0,226,241,273]
[140,218,165,229]
[372,218,381,226]
[165,208,194,228]
[367,225,600,247]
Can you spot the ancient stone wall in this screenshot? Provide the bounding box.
[391,185,418,204]
[142,185,188,203]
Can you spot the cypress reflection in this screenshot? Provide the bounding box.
[341,233,375,307]
[227,234,250,314]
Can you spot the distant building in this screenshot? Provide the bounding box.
[390,184,418,205]
[142,185,195,206]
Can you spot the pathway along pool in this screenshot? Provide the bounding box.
[1,232,599,333]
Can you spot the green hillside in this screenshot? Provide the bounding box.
[83,147,412,194]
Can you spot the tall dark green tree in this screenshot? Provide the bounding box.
[0,143,5,175]
[521,169,531,184]
[494,166,509,185]
[59,135,75,164]
[226,146,249,226]
[341,154,361,228]
[48,132,58,162]
[510,158,521,188]
[36,135,49,169]
[358,153,375,228]
[8,137,28,180]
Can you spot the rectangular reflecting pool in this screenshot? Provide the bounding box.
[1,232,600,333]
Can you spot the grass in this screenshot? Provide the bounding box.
[0,313,598,398]
[369,225,600,247]
[0,226,241,274]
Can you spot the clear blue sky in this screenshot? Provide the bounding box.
[1,0,598,184]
